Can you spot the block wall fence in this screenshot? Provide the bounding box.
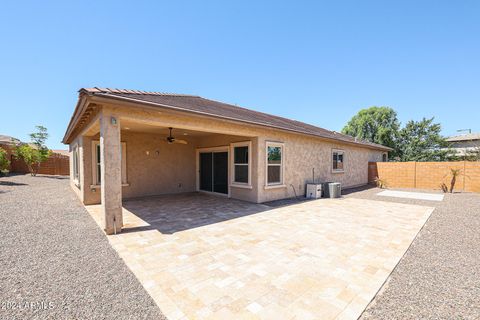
[0,144,69,176]
[368,161,480,193]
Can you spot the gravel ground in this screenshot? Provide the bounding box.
[344,186,480,320]
[0,174,165,320]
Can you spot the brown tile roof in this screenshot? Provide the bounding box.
[79,87,391,151]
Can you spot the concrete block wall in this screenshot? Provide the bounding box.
[369,161,480,192]
[369,162,416,188]
[464,162,480,192]
[0,143,69,175]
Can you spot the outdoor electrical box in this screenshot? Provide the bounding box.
[306,183,323,199]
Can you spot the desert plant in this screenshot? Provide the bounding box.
[0,147,10,176]
[447,168,462,193]
[440,182,448,193]
[374,177,388,189]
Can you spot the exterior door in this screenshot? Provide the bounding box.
[199,151,228,194]
[199,152,213,192]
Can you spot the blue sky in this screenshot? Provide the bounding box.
[1,1,479,149]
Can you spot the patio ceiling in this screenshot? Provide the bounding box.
[120,119,214,137]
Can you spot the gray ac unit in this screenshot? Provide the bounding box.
[323,182,341,198]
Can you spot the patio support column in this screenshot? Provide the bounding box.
[100,108,123,234]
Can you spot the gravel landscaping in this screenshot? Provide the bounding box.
[0,174,165,320]
[344,186,480,320]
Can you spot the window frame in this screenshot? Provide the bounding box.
[230,141,252,188]
[265,141,285,188]
[92,140,127,186]
[332,149,345,173]
[72,144,80,184]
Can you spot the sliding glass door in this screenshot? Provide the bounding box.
[199,151,228,194]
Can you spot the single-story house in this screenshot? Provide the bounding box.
[445,132,480,156]
[63,88,391,234]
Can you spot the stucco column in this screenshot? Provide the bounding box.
[100,109,123,234]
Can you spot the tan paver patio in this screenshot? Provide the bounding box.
[86,193,434,320]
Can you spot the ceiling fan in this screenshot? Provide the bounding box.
[166,127,188,145]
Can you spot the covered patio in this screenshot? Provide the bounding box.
[72,104,258,234]
[112,192,268,234]
[85,193,434,320]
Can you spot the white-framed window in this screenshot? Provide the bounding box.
[332,149,345,173]
[231,141,251,187]
[72,145,80,182]
[92,141,127,185]
[382,153,388,162]
[266,142,284,186]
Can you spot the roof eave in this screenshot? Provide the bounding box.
[62,91,92,144]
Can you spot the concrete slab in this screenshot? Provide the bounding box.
[377,190,444,202]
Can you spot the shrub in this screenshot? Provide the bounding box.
[440,183,448,193]
[14,144,51,176]
[374,177,388,189]
[0,147,10,175]
[14,125,51,176]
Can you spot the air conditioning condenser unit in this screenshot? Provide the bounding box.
[306,183,323,199]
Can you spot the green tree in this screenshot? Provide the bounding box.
[342,106,401,157]
[397,117,451,161]
[0,147,10,175]
[30,125,50,155]
[15,125,51,176]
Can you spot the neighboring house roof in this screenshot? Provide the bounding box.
[52,149,69,156]
[446,133,480,142]
[65,87,392,151]
[0,134,22,146]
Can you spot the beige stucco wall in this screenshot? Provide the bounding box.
[368,151,385,162]
[121,131,197,198]
[256,133,384,203]
[69,102,386,204]
[69,134,103,205]
[69,135,97,204]
[71,131,198,204]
